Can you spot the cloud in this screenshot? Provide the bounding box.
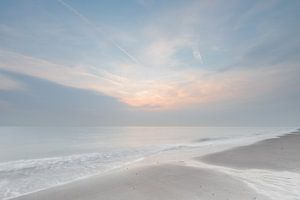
[1,0,299,112]
[0,70,126,126]
[57,0,141,65]
[192,47,203,64]
[1,49,295,110]
[0,73,23,91]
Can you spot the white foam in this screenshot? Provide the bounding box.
[0,148,163,200]
[184,160,300,200]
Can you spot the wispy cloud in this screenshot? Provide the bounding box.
[1,49,295,110]
[0,0,299,112]
[192,46,203,64]
[57,0,141,65]
[0,73,23,91]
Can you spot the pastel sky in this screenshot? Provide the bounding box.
[0,0,299,126]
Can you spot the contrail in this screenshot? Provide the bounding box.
[57,0,140,64]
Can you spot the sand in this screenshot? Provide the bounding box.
[13,164,267,200]
[201,132,300,172]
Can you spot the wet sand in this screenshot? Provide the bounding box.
[201,132,300,172]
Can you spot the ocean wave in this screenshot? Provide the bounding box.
[0,148,162,200]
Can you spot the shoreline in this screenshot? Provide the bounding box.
[11,129,300,200]
[200,131,300,172]
[4,128,294,200]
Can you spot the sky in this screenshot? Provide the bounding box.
[0,0,299,126]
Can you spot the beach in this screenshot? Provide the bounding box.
[1,0,299,199]
[201,131,300,172]
[13,165,268,200]
[12,130,300,200]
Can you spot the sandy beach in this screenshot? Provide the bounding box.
[201,131,300,172]
[13,164,268,200]
[13,131,300,200]
[1,0,299,198]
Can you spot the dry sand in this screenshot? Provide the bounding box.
[14,164,267,200]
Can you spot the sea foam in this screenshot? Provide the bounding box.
[0,148,163,200]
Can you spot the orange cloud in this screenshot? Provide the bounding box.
[0,50,292,111]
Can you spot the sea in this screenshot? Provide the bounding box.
[0,126,296,199]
